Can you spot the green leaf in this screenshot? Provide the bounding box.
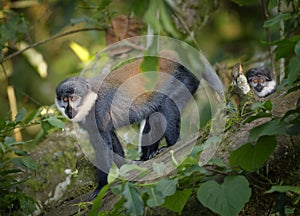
[287,122,300,135]
[244,112,272,124]
[15,107,27,123]
[143,1,161,34]
[24,108,41,125]
[11,148,28,156]
[88,184,110,216]
[12,157,38,171]
[162,189,192,213]
[0,117,6,130]
[229,136,277,171]
[146,187,164,207]
[19,194,37,215]
[294,40,300,56]
[0,142,6,153]
[263,13,292,28]
[197,175,251,216]
[122,182,144,216]
[132,0,149,18]
[265,185,300,194]
[5,136,16,146]
[156,178,178,197]
[263,100,273,111]
[20,157,38,171]
[0,168,23,176]
[152,162,165,175]
[159,1,179,37]
[249,118,287,141]
[119,164,147,179]
[45,117,65,129]
[140,56,159,90]
[288,55,300,85]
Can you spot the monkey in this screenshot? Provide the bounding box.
[245,67,277,98]
[55,56,223,200]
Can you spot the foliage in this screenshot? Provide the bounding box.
[1,0,300,215]
[262,0,300,85]
[197,175,251,216]
[0,107,64,215]
[0,10,28,61]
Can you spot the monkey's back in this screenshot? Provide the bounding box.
[93,57,199,128]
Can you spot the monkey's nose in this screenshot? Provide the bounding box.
[65,105,75,119]
[256,86,263,92]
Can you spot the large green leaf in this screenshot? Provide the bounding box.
[122,182,144,216]
[288,55,300,85]
[249,118,286,141]
[24,108,41,125]
[197,175,251,216]
[146,187,164,207]
[11,157,38,172]
[156,178,178,197]
[45,117,65,129]
[162,189,192,213]
[229,136,277,171]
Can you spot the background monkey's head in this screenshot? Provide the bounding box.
[245,67,276,98]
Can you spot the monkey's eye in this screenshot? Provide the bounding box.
[252,79,258,84]
[63,97,69,102]
[260,79,265,84]
[70,95,79,102]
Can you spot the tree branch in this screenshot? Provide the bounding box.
[0,27,107,64]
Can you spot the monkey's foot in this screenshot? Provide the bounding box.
[148,146,168,160]
[88,188,101,201]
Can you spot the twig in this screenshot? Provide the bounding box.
[0,27,107,64]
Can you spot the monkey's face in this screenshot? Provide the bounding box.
[248,75,267,92]
[246,68,276,98]
[55,77,97,122]
[55,93,82,119]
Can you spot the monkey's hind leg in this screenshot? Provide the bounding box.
[140,114,164,161]
[140,97,180,161]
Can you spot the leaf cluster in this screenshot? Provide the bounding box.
[0,107,65,215]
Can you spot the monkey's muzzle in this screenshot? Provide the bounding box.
[65,105,77,119]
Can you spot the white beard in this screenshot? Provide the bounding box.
[257,80,276,97]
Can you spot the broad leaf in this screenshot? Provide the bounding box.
[156,178,178,197]
[122,182,144,216]
[24,108,41,125]
[229,136,277,171]
[163,189,192,213]
[146,187,164,207]
[288,55,300,85]
[46,117,65,129]
[119,163,147,179]
[249,118,286,141]
[197,175,251,216]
